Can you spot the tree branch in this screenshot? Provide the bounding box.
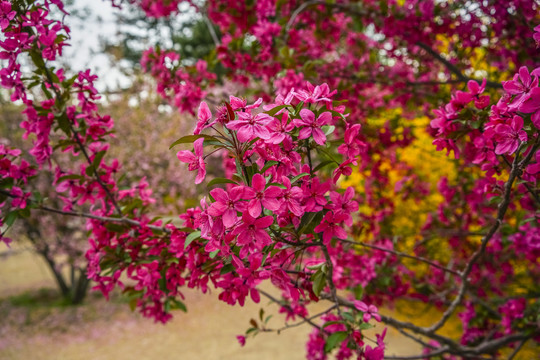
[337,238,461,277]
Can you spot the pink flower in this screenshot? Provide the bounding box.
[177,138,206,184]
[295,109,331,145]
[232,212,273,248]
[314,211,348,245]
[243,174,281,217]
[0,1,16,31]
[332,158,357,183]
[193,101,214,134]
[302,178,330,212]
[467,79,490,109]
[278,176,304,217]
[227,112,272,142]
[236,335,246,347]
[266,111,294,144]
[363,328,386,360]
[229,96,262,112]
[494,116,527,155]
[519,87,540,129]
[293,82,336,104]
[502,66,538,110]
[329,187,359,227]
[207,186,246,227]
[354,300,381,322]
[338,124,364,158]
[526,150,540,174]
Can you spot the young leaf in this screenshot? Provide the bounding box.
[169,134,217,149]
[170,298,188,312]
[311,269,327,297]
[324,331,348,353]
[291,172,310,183]
[265,104,289,116]
[184,230,201,249]
[261,160,279,173]
[313,160,334,172]
[207,177,238,188]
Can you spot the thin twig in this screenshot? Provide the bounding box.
[320,244,343,318]
[259,289,326,332]
[37,205,170,233]
[273,305,338,332]
[337,238,461,277]
[415,41,502,89]
[424,144,525,333]
[507,338,528,360]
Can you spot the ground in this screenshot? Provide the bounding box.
[0,242,421,360]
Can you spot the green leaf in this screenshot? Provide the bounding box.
[291,173,310,183]
[91,150,106,169]
[322,125,335,136]
[329,109,347,121]
[322,320,344,329]
[324,331,348,353]
[311,269,326,297]
[294,101,305,115]
[57,174,85,183]
[56,113,71,134]
[298,211,324,235]
[359,322,374,330]
[169,134,218,149]
[306,261,325,270]
[4,211,18,227]
[261,160,279,173]
[265,104,289,117]
[29,50,46,69]
[207,177,238,188]
[209,250,220,258]
[341,311,355,322]
[129,298,137,312]
[85,164,95,176]
[354,285,364,300]
[220,263,235,275]
[184,230,201,249]
[170,298,188,312]
[268,182,287,189]
[313,160,334,172]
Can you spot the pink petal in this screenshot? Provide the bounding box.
[316,112,332,126]
[298,127,312,140]
[264,186,282,198]
[198,101,211,122]
[262,197,280,211]
[176,150,196,163]
[251,174,266,192]
[223,209,238,227]
[299,109,315,124]
[255,215,274,229]
[312,128,327,145]
[195,163,206,184]
[248,199,262,218]
[237,126,255,142]
[210,188,228,203]
[193,138,204,157]
[354,300,368,312]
